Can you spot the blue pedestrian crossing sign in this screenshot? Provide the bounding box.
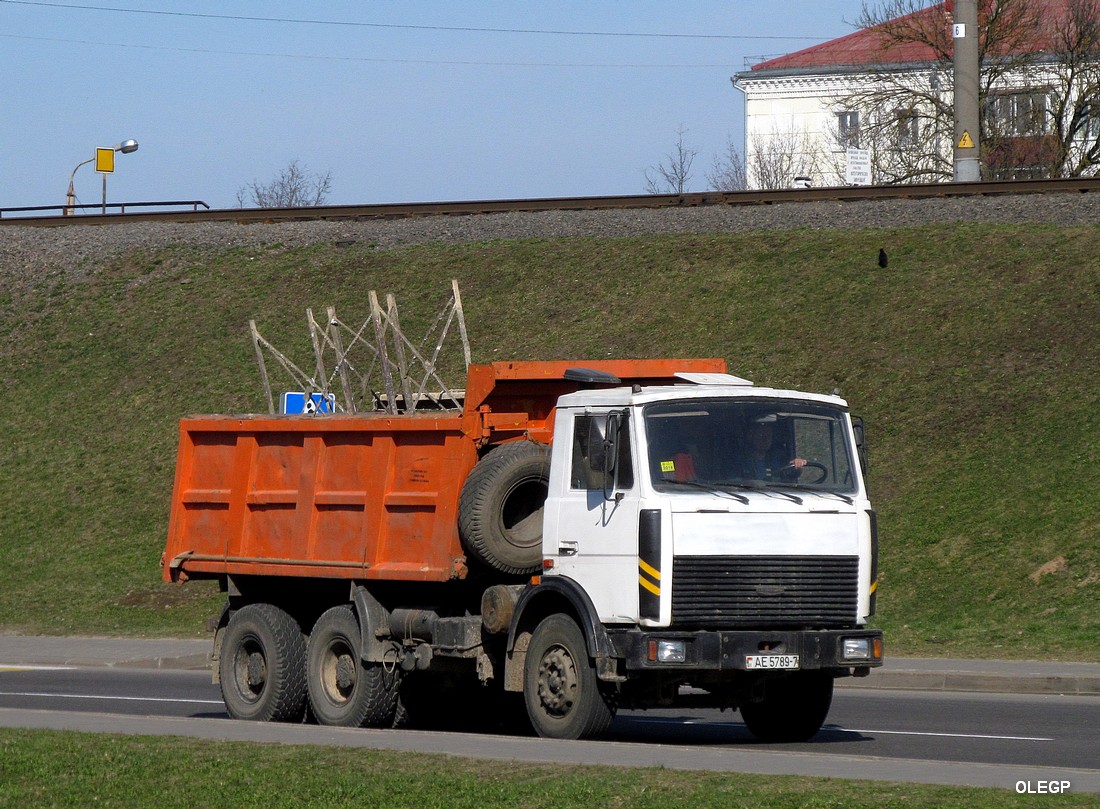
[281,391,337,414]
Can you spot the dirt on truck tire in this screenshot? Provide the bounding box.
[458,441,551,576]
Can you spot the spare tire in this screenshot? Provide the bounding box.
[459,441,550,575]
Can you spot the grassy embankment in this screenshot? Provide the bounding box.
[0,728,1090,808]
[1,223,1098,659]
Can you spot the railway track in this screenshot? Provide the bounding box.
[3,176,1099,227]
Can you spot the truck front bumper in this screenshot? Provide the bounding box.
[609,627,883,673]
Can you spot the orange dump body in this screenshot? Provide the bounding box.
[162,358,726,584]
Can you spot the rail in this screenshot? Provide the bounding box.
[1,177,1098,227]
[0,200,211,219]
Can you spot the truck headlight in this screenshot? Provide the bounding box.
[658,640,686,662]
[842,638,871,660]
[648,639,686,663]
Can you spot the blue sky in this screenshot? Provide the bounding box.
[1,1,870,209]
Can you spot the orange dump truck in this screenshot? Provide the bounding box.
[164,359,882,740]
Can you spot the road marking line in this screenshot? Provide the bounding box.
[845,727,1055,742]
[0,691,223,706]
[0,665,77,672]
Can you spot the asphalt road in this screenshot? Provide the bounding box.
[0,665,1097,792]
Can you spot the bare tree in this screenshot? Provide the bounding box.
[747,128,821,189]
[840,0,1100,181]
[1024,0,1100,177]
[705,135,748,191]
[237,160,334,208]
[644,126,698,194]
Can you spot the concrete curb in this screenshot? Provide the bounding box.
[110,653,212,671]
[0,635,211,671]
[839,667,1100,696]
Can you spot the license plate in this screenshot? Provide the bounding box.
[745,654,800,670]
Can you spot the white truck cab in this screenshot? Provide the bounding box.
[523,373,882,742]
[546,374,877,627]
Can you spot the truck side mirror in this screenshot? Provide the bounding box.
[602,412,625,503]
[852,415,868,477]
[586,417,607,471]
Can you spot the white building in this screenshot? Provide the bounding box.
[734,0,1100,188]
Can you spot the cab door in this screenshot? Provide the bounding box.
[544,409,641,624]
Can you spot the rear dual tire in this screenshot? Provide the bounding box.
[219,602,401,729]
[306,605,401,728]
[219,603,308,723]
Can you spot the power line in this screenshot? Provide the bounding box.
[0,32,743,68]
[0,0,825,41]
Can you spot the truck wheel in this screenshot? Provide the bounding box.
[523,613,616,739]
[460,441,550,576]
[739,672,834,743]
[307,605,401,728]
[219,603,307,723]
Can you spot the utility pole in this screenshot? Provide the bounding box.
[953,0,981,181]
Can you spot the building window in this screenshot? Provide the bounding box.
[985,89,1055,179]
[836,111,860,148]
[1076,99,1100,140]
[986,90,1050,136]
[895,108,920,146]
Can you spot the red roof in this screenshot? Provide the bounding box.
[751,0,1078,72]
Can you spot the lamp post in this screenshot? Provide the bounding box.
[64,138,139,215]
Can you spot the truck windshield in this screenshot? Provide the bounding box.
[644,399,857,495]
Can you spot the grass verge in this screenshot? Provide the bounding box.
[0,727,1085,808]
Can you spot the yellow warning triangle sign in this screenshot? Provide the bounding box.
[958,130,975,149]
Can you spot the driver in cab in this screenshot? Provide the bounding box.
[740,416,806,482]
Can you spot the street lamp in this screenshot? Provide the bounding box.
[64,138,139,215]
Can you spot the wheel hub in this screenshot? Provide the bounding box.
[335,654,356,693]
[537,645,578,716]
[234,640,269,700]
[246,651,267,689]
[321,642,358,704]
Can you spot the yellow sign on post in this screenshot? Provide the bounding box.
[95,147,115,173]
[957,130,976,149]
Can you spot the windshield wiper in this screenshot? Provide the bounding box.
[661,479,750,504]
[706,478,808,504]
[775,484,854,505]
[760,487,803,505]
[707,478,803,505]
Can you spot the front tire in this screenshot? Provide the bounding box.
[306,605,401,728]
[523,613,616,739]
[219,603,307,723]
[739,671,834,742]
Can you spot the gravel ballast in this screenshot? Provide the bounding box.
[2,192,1098,278]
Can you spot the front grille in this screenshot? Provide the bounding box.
[671,555,858,628]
